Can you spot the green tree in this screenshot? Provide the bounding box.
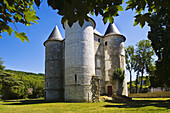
[126,0,169,27]
[0,0,39,42]
[125,45,135,94]
[0,58,5,70]
[135,40,154,93]
[148,7,170,87]
[1,76,25,99]
[113,67,125,82]
[112,67,125,94]
[47,0,124,27]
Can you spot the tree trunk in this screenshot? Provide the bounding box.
[130,70,132,94]
[140,70,144,93]
[135,73,139,93]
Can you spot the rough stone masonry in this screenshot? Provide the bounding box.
[44,16,128,102]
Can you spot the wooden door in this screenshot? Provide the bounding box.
[107,86,112,96]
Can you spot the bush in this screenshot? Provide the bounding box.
[113,67,125,82]
[1,77,25,99]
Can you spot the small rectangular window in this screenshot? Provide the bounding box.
[98,38,100,43]
[47,82,48,87]
[105,41,107,46]
[75,74,77,82]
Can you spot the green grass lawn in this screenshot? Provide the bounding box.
[0,98,170,113]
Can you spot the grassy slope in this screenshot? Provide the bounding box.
[0,98,170,113]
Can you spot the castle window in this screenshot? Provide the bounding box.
[96,70,101,76]
[47,82,48,87]
[75,74,77,82]
[97,59,101,67]
[105,41,107,46]
[98,38,100,43]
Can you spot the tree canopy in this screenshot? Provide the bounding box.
[135,40,154,92]
[148,7,170,87]
[126,40,155,93]
[1,0,169,42]
[45,0,170,27]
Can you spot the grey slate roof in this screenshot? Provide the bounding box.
[44,25,63,46]
[47,25,63,41]
[104,23,121,36]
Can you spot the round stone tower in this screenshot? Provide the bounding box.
[104,23,128,96]
[64,18,96,102]
[44,25,64,101]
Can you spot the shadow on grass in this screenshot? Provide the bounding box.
[3,99,88,105]
[3,99,63,105]
[104,99,170,109]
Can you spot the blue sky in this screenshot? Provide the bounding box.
[0,0,150,81]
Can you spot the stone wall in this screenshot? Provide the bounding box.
[64,20,95,102]
[45,41,64,100]
[62,41,65,98]
[94,35,105,95]
[104,35,128,96]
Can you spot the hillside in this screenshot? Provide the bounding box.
[0,69,45,99]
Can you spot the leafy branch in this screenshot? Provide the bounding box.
[0,0,39,42]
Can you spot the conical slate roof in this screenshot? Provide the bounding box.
[47,25,63,41]
[104,23,121,36]
[44,25,63,46]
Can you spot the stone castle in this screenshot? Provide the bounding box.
[44,17,128,102]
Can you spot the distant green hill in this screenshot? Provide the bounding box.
[0,69,45,99]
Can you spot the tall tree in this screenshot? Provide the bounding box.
[135,40,154,92]
[135,71,140,93]
[133,51,142,94]
[125,45,135,94]
[148,7,170,87]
